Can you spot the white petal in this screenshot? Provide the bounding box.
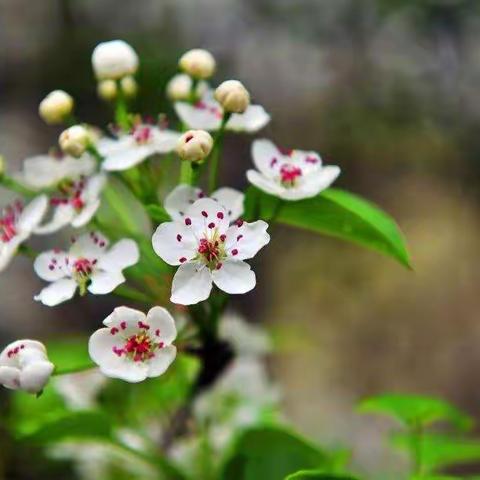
[17,195,49,232]
[151,222,197,266]
[146,306,177,344]
[212,259,256,294]
[97,239,139,272]
[147,345,176,377]
[171,262,213,305]
[102,145,154,171]
[300,165,341,195]
[0,366,20,389]
[290,149,322,175]
[227,105,270,133]
[34,278,77,306]
[211,187,244,222]
[164,185,203,220]
[174,102,222,131]
[150,129,182,153]
[34,250,69,281]
[70,231,109,258]
[96,136,130,156]
[246,170,285,197]
[225,220,270,260]
[103,306,145,328]
[88,271,125,295]
[0,340,47,365]
[0,236,23,272]
[71,200,100,228]
[185,198,229,237]
[251,139,282,177]
[83,174,107,202]
[34,204,75,235]
[19,361,54,393]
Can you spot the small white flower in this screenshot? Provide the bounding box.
[0,196,48,272]
[59,125,91,158]
[14,153,96,190]
[88,306,177,383]
[34,231,139,306]
[152,197,269,305]
[0,339,54,394]
[214,80,250,114]
[35,173,106,234]
[164,184,244,223]
[247,139,341,201]
[39,90,74,125]
[175,130,213,162]
[178,49,216,79]
[92,40,139,80]
[175,89,270,133]
[97,123,180,171]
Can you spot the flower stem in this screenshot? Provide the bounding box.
[207,113,231,194]
[409,421,424,476]
[179,161,201,186]
[18,244,37,260]
[0,175,36,197]
[114,80,130,131]
[53,363,96,376]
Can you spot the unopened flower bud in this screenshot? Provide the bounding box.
[92,40,139,80]
[39,90,74,125]
[179,49,216,80]
[59,125,91,158]
[176,130,213,163]
[120,75,138,97]
[166,73,192,101]
[214,80,250,114]
[97,79,117,101]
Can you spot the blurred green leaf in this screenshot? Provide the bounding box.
[146,204,171,223]
[219,425,340,480]
[47,337,94,375]
[394,433,480,473]
[285,472,359,480]
[244,187,411,268]
[357,394,473,431]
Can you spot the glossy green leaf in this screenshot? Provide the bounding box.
[285,471,359,480]
[220,425,338,480]
[244,187,411,268]
[357,394,473,431]
[394,433,480,473]
[47,336,94,375]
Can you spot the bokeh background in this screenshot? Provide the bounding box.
[2,0,480,478]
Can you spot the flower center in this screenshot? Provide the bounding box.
[0,201,22,243]
[197,232,227,270]
[133,126,152,145]
[51,178,86,212]
[280,164,302,187]
[195,100,223,119]
[72,257,96,295]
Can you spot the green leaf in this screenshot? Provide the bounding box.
[393,433,480,473]
[358,394,473,431]
[244,187,411,268]
[219,425,338,480]
[146,204,171,223]
[47,337,94,375]
[285,471,359,480]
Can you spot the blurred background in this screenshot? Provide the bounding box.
[2,0,480,478]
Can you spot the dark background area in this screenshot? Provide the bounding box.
[2,0,480,477]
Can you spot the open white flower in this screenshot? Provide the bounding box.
[0,339,54,394]
[35,174,106,234]
[0,196,48,272]
[34,231,139,306]
[247,139,341,201]
[88,306,177,383]
[97,124,180,171]
[152,198,269,305]
[14,153,96,190]
[164,184,244,223]
[174,89,270,133]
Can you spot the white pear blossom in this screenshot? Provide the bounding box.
[88,306,177,383]
[0,339,54,394]
[247,139,341,201]
[164,184,244,223]
[14,153,96,190]
[92,40,139,80]
[97,123,180,171]
[0,195,48,272]
[175,89,270,133]
[152,197,269,305]
[34,232,139,306]
[35,174,106,234]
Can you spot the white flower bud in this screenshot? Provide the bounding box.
[214,80,250,114]
[176,130,213,163]
[97,79,117,101]
[92,40,139,80]
[166,73,192,101]
[59,125,91,158]
[120,75,138,97]
[179,49,216,80]
[39,90,74,125]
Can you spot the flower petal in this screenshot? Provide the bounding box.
[0,366,20,389]
[227,105,270,133]
[88,271,125,295]
[251,139,282,177]
[150,128,181,153]
[146,306,177,344]
[34,204,75,235]
[34,278,77,306]
[97,239,139,272]
[17,195,49,232]
[71,199,101,228]
[147,345,176,377]
[212,259,256,294]
[19,361,54,393]
[211,187,244,222]
[103,306,145,328]
[246,170,284,197]
[152,222,197,266]
[164,185,203,220]
[185,198,229,237]
[300,165,341,195]
[174,102,222,131]
[171,262,213,305]
[83,174,107,202]
[225,220,270,260]
[70,231,109,258]
[0,236,23,272]
[34,250,69,281]
[102,145,154,171]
